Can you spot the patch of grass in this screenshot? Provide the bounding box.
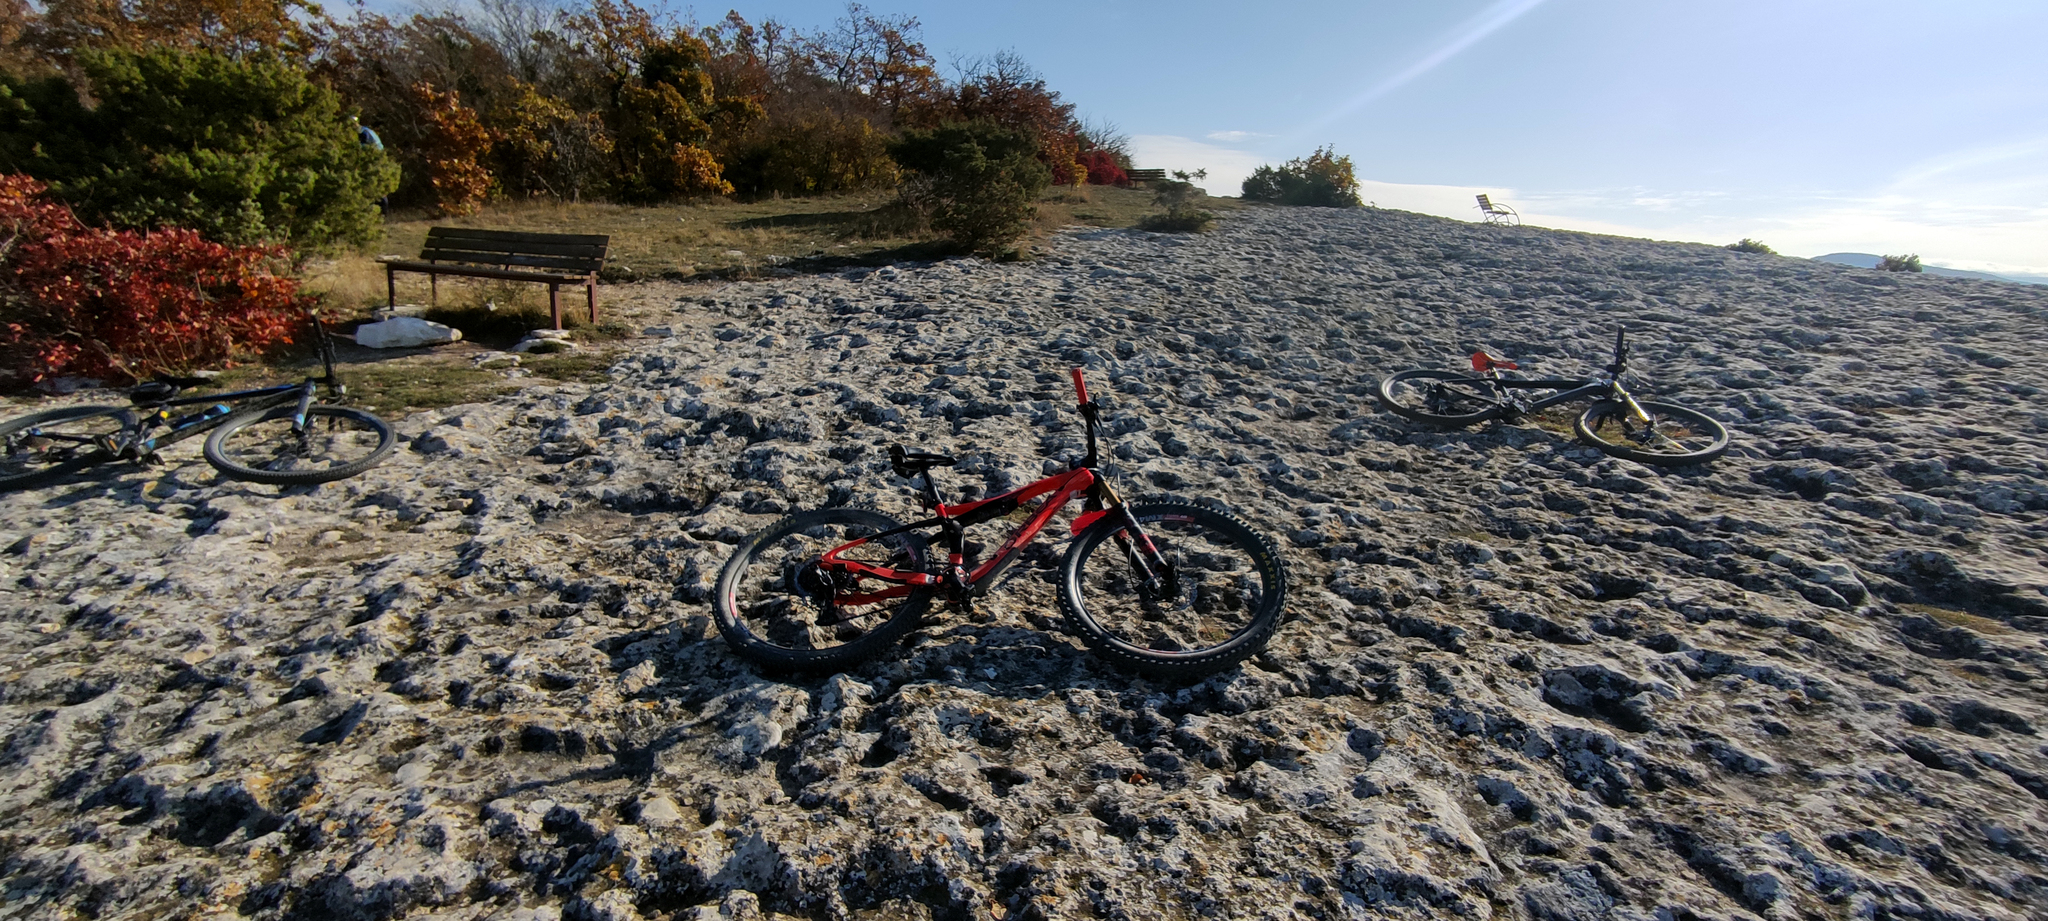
[317,186,1243,304]
[341,362,518,419]
[524,351,618,383]
[1904,603,2015,635]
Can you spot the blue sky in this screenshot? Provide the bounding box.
[380,1,2048,278]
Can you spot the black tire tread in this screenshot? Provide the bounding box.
[1376,369,1507,426]
[0,405,132,492]
[203,404,396,485]
[1574,399,1730,466]
[713,507,932,672]
[1059,500,1288,680]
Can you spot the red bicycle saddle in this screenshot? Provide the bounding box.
[1470,350,1519,372]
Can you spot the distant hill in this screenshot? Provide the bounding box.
[1813,253,2043,285]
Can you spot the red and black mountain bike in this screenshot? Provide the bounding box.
[713,369,1288,679]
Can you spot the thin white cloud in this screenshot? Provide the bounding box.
[1205,130,1272,143]
[1127,135,1270,196]
[1293,0,1548,141]
[1887,135,2048,193]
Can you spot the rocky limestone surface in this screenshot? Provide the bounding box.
[3,206,2047,921]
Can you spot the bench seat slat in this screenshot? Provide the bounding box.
[420,239,610,259]
[380,260,593,284]
[424,228,610,247]
[413,250,606,272]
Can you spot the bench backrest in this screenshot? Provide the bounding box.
[420,227,610,275]
[1476,194,1495,211]
[1127,169,1168,182]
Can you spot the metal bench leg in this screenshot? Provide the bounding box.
[430,274,438,306]
[586,279,597,324]
[550,284,563,330]
[386,265,396,308]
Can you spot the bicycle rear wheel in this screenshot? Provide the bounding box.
[1060,501,1288,680]
[1574,400,1730,466]
[1376,370,1508,426]
[713,507,933,672]
[0,405,133,492]
[203,404,396,485]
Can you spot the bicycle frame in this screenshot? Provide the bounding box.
[814,368,1156,609]
[128,381,314,453]
[119,315,342,457]
[1465,329,1655,423]
[1470,376,1653,423]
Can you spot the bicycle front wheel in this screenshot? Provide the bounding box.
[203,405,396,485]
[1060,501,1288,680]
[0,405,133,492]
[1376,370,1508,426]
[1575,399,1730,466]
[713,507,933,672]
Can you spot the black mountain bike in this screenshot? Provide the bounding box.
[714,369,1289,679]
[0,316,396,491]
[1377,328,1731,466]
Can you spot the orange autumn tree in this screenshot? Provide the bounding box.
[570,0,753,201]
[25,0,326,64]
[410,81,497,215]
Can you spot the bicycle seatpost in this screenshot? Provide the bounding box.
[1071,368,1100,468]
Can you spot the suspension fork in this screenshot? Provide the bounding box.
[1097,477,1170,592]
[1608,381,1654,424]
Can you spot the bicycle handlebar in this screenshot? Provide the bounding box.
[1071,367,1090,405]
[1606,327,1631,377]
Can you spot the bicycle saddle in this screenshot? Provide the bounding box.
[1470,350,1519,372]
[888,445,956,477]
[128,381,182,405]
[127,375,218,406]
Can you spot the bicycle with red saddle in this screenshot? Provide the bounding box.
[713,368,1288,679]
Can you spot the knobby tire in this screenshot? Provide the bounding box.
[1574,400,1730,466]
[1376,370,1507,426]
[0,406,133,492]
[714,507,933,672]
[1060,500,1288,680]
[203,404,396,485]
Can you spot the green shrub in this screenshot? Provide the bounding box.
[890,122,1049,256]
[1137,177,1213,233]
[1240,145,1361,207]
[1879,253,1922,273]
[1726,238,1776,255]
[0,48,397,252]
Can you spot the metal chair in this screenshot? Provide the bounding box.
[1476,194,1520,226]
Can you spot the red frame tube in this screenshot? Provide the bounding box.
[819,467,1097,595]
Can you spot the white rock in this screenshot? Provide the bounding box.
[355,317,462,348]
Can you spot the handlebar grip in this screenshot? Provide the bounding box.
[1070,368,1090,404]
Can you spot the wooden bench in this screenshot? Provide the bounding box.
[1475,194,1520,226]
[1125,169,1168,183]
[380,228,611,330]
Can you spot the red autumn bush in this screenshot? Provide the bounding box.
[1078,149,1129,186]
[1,175,314,388]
